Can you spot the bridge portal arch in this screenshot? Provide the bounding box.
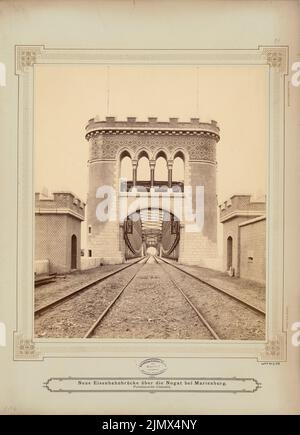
[123,207,181,260]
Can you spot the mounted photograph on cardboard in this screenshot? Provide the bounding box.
[12,45,287,362]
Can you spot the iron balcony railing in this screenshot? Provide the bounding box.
[120,180,184,193]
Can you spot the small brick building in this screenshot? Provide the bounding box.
[239,216,266,283]
[219,195,266,284]
[35,192,85,274]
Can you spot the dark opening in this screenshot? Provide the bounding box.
[88,249,92,257]
[227,236,233,270]
[71,234,77,269]
[124,208,180,260]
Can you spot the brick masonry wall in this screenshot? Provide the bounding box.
[88,221,123,263]
[239,219,266,284]
[35,214,67,274]
[87,160,123,263]
[35,190,85,274]
[189,162,217,243]
[222,216,248,273]
[35,214,81,274]
[66,215,82,271]
[179,229,218,268]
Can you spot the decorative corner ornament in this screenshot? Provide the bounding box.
[259,334,286,361]
[262,47,288,74]
[14,333,41,360]
[16,46,43,74]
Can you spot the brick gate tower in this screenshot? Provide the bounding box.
[85,117,220,267]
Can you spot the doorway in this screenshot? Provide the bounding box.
[71,234,77,269]
[227,236,233,270]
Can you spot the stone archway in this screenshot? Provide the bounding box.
[123,207,180,260]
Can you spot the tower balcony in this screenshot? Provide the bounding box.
[120,180,184,193]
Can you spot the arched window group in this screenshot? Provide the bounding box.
[120,150,184,192]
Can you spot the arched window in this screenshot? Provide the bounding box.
[120,152,133,192]
[137,155,150,182]
[172,152,185,192]
[154,156,168,182]
[120,152,133,181]
[172,154,184,182]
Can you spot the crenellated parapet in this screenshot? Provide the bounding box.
[35,191,85,221]
[85,117,220,162]
[85,116,220,138]
[219,195,265,223]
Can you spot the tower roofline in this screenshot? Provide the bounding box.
[85,117,220,141]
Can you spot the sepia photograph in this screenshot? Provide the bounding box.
[34,64,267,341]
[1,0,300,417]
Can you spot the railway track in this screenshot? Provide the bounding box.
[156,256,265,317]
[83,257,152,338]
[35,255,264,340]
[34,256,147,316]
[35,274,57,287]
[154,256,265,340]
[86,255,265,340]
[153,256,220,339]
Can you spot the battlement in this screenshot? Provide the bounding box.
[85,116,220,140]
[219,195,266,223]
[35,191,85,221]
